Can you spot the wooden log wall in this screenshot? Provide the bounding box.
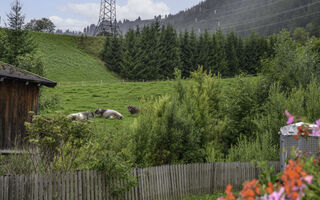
[0,161,280,200]
[0,80,39,150]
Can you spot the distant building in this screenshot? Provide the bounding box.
[0,61,56,153]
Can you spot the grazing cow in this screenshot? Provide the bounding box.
[127,105,139,114]
[68,110,94,120]
[95,108,123,120]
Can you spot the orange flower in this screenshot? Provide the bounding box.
[280,159,308,200]
[266,182,274,194]
[219,184,235,200]
[241,179,260,200]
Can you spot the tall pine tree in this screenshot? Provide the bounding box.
[158,25,180,79]
[6,0,35,65]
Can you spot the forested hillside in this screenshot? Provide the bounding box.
[103,22,277,80]
[119,0,320,37]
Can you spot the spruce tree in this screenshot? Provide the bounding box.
[179,30,193,77]
[6,0,35,65]
[189,29,198,73]
[158,25,180,79]
[214,30,228,76]
[197,30,211,71]
[225,32,239,76]
[101,36,123,74]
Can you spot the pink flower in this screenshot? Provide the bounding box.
[285,110,295,125]
[303,175,313,185]
[312,119,320,136]
[263,187,285,200]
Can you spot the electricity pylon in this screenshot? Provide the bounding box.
[94,0,119,36]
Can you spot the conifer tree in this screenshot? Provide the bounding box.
[226,32,239,76]
[197,30,211,71]
[158,25,180,79]
[213,30,227,76]
[189,29,198,73]
[101,36,123,74]
[179,30,193,77]
[6,0,35,65]
[139,21,161,80]
[120,29,140,79]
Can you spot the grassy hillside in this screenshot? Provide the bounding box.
[41,80,177,128]
[34,32,118,82]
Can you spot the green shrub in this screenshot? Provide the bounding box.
[39,92,61,112]
[17,53,46,76]
[262,31,320,91]
[131,68,223,167]
[25,113,92,171]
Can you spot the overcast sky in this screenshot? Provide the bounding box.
[0,0,203,31]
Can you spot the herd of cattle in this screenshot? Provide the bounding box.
[67,105,139,121]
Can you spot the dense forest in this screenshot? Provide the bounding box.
[102,21,277,80]
[119,0,320,37]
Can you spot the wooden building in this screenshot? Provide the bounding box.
[0,61,56,152]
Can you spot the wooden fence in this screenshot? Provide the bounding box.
[0,161,280,200]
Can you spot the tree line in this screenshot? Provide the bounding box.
[101,21,277,80]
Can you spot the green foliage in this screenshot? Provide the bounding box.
[25,113,92,171]
[5,28,36,66]
[39,92,61,111]
[75,125,136,196]
[101,36,123,74]
[263,30,320,91]
[17,53,46,76]
[131,68,222,167]
[257,161,280,185]
[0,151,46,175]
[101,22,273,80]
[25,18,55,33]
[293,27,309,44]
[219,75,262,152]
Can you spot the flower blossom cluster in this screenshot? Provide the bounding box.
[217,159,313,200]
[217,110,317,200]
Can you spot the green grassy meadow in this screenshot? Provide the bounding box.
[41,80,177,127]
[34,32,118,82]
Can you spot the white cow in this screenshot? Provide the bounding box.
[95,108,123,120]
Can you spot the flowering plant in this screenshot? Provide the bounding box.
[217,110,320,200]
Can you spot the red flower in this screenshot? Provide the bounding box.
[293,125,310,140]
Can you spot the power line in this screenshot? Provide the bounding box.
[220,1,320,30]
[196,0,291,21]
[233,10,320,34]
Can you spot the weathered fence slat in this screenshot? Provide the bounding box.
[0,161,281,200]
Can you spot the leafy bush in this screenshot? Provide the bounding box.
[262,31,320,91]
[39,92,61,112]
[25,113,92,171]
[17,53,46,76]
[75,124,136,196]
[131,68,223,167]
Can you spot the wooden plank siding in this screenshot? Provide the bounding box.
[0,162,280,200]
[0,80,39,150]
